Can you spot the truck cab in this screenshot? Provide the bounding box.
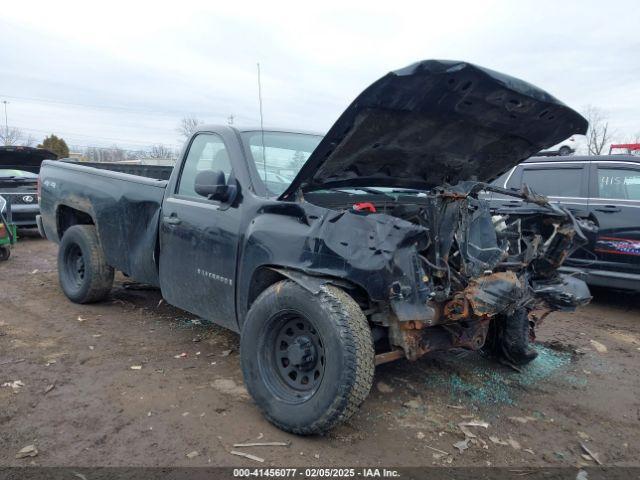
[158,127,322,331]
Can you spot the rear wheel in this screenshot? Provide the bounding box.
[0,246,10,261]
[240,281,374,435]
[58,225,114,303]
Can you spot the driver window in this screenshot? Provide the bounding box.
[177,134,232,198]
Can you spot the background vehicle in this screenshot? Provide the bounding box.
[0,146,57,227]
[609,143,640,155]
[537,136,580,156]
[0,195,17,260]
[488,155,640,291]
[256,168,296,195]
[39,60,590,435]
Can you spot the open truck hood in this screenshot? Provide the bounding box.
[281,59,587,199]
[0,146,57,174]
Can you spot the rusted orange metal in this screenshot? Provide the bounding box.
[399,320,426,330]
[374,349,405,365]
[443,294,470,321]
[382,271,523,364]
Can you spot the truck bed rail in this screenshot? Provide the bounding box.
[61,160,173,180]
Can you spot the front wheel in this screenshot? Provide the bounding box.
[240,281,374,435]
[484,308,538,366]
[58,225,114,303]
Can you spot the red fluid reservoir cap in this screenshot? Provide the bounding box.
[352,202,377,213]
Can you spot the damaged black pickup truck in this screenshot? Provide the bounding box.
[38,60,592,435]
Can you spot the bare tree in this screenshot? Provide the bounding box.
[84,147,101,162]
[582,105,613,155]
[0,127,47,148]
[149,144,175,159]
[177,116,203,140]
[22,134,36,147]
[84,145,126,162]
[126,149,146,161]
[0,126,25,146]
[109,145,126,162]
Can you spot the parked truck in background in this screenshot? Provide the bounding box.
[38,60,591,434]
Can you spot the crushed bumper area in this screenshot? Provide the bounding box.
[306,182,593,364]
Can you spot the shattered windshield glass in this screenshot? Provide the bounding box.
[241,131,323,196]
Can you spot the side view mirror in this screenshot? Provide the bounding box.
[194,170,237,203]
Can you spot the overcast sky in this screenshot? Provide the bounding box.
[1,0,639,152]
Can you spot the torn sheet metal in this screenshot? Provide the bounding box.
[268,180,592,362]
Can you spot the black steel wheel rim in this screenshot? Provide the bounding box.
[64,243,85,288]
[260,311,326,403]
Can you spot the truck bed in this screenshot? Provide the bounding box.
[62,160,173,180]
[39,160,169,286]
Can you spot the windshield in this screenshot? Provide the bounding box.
[241,131,323,196]
[0,169,38,179]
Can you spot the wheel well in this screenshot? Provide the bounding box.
[247,267,286,311]
[247,266,372,312]
[57,205,94,240]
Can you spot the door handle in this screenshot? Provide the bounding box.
[594,205,621,213]
[163,215,182,225]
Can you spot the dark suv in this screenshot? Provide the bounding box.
[488,155,640,291]
[0,146,57,227]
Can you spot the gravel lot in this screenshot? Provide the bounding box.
[1,233,639,467]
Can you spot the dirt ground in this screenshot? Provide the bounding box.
[1,233,639,468]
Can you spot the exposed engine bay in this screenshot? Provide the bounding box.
[303,181,593,367]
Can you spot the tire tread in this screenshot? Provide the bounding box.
[58,225,114,303]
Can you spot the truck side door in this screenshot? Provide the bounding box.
[159,132,242,331]
[588,161,640,275]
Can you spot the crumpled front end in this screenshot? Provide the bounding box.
[301,182,592,365]
[272,58,592,365]
[382,182,592,364]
